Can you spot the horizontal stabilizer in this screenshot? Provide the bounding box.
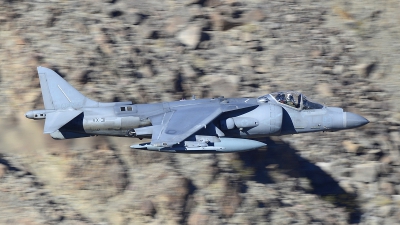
[50,130,90,140]
[44,110,83,134]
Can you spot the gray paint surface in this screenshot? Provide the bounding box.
[26,67,369,153]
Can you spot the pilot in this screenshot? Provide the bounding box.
[286,93,296,107]
[276,93,286,104]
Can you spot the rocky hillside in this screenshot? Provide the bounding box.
[1,0,400,224]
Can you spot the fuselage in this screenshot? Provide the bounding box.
[26,95,368,140]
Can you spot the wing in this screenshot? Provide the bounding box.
[149,100,259,147]
[150,103,222,147]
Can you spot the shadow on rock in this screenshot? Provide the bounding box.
[238,137,361,224]
[181,178,197,224]
[0,154,25,173]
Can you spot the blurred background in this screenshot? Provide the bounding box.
[0,0,400,224]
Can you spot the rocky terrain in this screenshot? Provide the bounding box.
[1,0,400,224]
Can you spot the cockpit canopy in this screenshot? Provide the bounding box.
[258,91,324,110]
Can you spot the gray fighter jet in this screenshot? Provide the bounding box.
[26,67,369,153]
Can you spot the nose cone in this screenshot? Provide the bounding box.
[345,112,369,129]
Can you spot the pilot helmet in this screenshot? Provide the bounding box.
[276,93,284,101]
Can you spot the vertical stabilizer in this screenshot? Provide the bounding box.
[37,67,99,109]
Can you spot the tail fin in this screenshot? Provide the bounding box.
[37,66,99,109]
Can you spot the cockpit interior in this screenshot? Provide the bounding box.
[258,91,324,110]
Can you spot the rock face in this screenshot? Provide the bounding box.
[177,25,202,49]
[353,163,381,183]
[1,0,400,224]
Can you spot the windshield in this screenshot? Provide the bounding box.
[263,91,324,110]
[302,95,324,109]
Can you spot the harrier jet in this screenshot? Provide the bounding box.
[26,67,369,153]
